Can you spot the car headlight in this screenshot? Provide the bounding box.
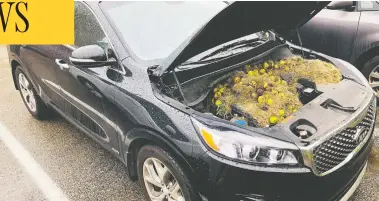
[191,117,299,165]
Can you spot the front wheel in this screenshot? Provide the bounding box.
[137,145,199,201]
[361,55,379,95]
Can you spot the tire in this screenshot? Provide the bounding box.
[137,145,200,201]
[361,55,379,94]
[15,66,52,120]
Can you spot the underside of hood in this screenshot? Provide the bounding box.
[153,1,329,76]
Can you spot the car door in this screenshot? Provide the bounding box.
[286,1,361,62]
[52,2,122,155]
[350,1,379,63]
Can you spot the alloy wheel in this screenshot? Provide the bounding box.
[369,65,379,96]
[18,73,37,112]
[142,158,185,201]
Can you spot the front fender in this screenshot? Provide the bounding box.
[122,127,195,180]
[351,33,379,64]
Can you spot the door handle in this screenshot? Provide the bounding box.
[55,59,70,71]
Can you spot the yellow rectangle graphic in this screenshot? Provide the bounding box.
[0,0,74,44]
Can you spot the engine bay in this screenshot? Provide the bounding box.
[152,43,348,129]
[207,57,341,127]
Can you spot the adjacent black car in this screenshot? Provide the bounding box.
[6,2,376,201]
[286,1,379,94]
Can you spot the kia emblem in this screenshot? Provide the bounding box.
[352,127,368,144]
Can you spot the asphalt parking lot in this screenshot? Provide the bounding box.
[0,45,379,201]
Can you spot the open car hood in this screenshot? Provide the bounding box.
[153,1,329,76]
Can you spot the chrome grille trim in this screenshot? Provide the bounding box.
[300,95,376,176]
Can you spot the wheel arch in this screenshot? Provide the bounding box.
[124,128,195,182]
[353,46,379,71]
[10,59,21,90]
[9,57,40,97]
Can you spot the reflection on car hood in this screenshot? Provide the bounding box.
[153,1,329,76]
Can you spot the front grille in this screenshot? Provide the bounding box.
[313,99,376,174]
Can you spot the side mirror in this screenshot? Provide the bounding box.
[326,1,354,10]
[69,45,117,68]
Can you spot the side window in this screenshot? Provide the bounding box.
[359,1,379,11]
[74,2,108,49]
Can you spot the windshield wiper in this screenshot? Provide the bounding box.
[199,38,261,61]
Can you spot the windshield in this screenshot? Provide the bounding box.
[100,1,227,61]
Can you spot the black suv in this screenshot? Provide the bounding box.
[7,2,376,201]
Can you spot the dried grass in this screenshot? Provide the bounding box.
[213,56,341,127]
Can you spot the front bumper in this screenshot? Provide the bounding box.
[339,161,367,201]
[197,127,374,201]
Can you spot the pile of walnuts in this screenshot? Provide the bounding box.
[212,57,341,127]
